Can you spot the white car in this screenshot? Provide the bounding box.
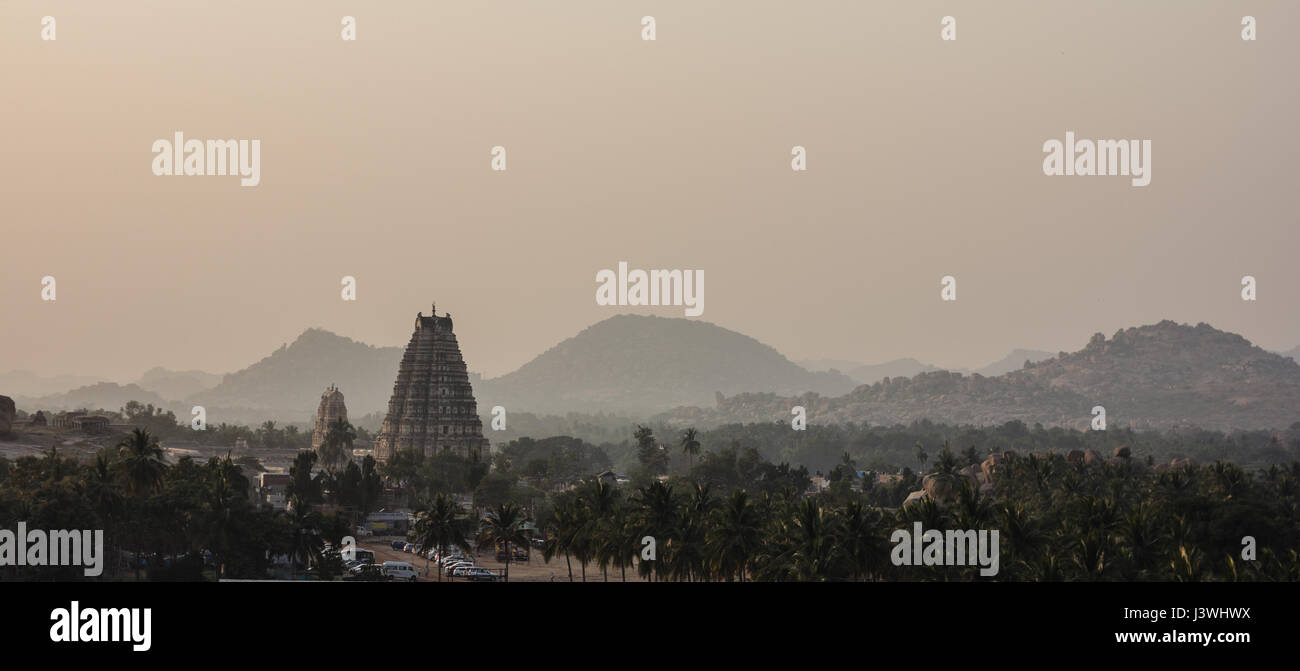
[381,561,419,582]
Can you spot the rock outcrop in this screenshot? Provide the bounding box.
[0,395,14,435]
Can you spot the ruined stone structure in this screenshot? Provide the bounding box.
[310,385,349,452]
[71,415,110,434]
[374,304,488,462]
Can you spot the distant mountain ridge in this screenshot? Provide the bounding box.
[973,349,1056,377]
[0,370,105,398]
[659,321,1300,432]
[802,349,1057,385]
[9,319,1298,431]
[844,358,944,384]
[474,314,857,415]
[134,367,223,401]
[19,382,174,415]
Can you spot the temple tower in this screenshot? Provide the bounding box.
[374,304,489,462]
[310,384,349,452]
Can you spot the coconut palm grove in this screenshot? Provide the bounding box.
[3,412,1298,582]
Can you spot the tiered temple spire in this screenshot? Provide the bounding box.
[374,304,488,462]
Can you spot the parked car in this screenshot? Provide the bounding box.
[465,568,497,582]
[341,547,375,565]
[343,564,388,581]
[402,543,415,554]
[381,561,419,582]
[391,540,406,550]
[448,565,475,577]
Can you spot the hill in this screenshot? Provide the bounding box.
[0,370,104,399]
[475,314,857,416]
[20,382,175,415]
[134,367,223,401]
[844,358,943,385]
[658,321,1300,432]
[971,349,1056,377]
[189,329,402,420]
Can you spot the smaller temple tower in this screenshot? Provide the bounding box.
[311,384,349,452]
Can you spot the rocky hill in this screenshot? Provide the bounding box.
[658,321,1300,432]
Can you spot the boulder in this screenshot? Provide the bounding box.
[1170,458,1195,470]
[1114,445,1131,459]
[1084,449,1104,466]
[922,474,959,501]
[902,490,928,509]
[0,395,14,435]
[981,452,1013,482]
[1066,449,1086,464]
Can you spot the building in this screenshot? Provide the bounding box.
[363,512,411,536]
[310,384,349,452]
[71,415,111,434]
[259,473,291,511]
[29,410,47,427]
[374,303,489,462]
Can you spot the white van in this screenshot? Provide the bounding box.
[381,561,419,582]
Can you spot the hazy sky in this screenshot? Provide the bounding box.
[2,1,1298,381]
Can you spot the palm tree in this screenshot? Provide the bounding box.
[79,449,124,577]
[286,450,321,511]
[542,498,581,581]
[411,494,471,581]
[321,417,356,474]
[476,503,532,582]
[634,480,678,581]
[707,490,762,581]
[578,480,618,581]
[680,428,701,471]
[287,506,323,574]
[595,503,639,581]
[838,500,888,581]
[117,428,166,498]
